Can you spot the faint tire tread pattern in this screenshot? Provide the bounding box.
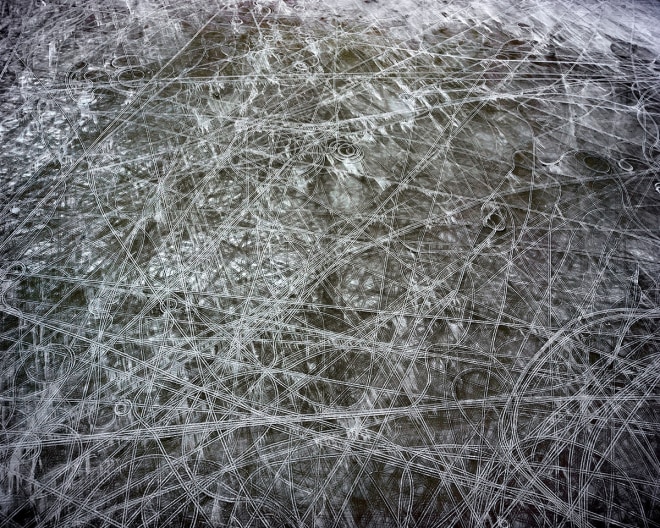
[0,0,659,527]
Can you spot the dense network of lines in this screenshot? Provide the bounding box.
[0,0,659,526]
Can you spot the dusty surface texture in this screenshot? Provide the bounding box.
[0,0,659,526]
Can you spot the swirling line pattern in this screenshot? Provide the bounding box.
[0,0,659,527]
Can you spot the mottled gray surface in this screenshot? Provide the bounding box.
[0,1,659,526]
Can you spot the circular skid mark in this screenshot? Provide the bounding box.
[22,344,75,384]
[654,181,660,194]
[575,151,612,174]
[117,67,146,82]
[292,61,309,73]
[113,400,133,417]
[116,66,152,88]
[111,55,141,68]
[481,202,507,232]
[328,139,364,163]
[5,261,27,277]
[617,158,634,172]
[160,297,178,313]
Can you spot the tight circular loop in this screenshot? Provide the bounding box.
[328,139,364,164]
[114,400,133,417]
[160,297,178,313]
[618,158,634,172]
[481,203,507,232]
[575,151,612,174]
[111,55,141,69]
[116,67,151,88]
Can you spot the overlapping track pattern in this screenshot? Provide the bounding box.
[0,1,659,526]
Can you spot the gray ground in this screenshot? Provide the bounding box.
[0,0,659,526]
